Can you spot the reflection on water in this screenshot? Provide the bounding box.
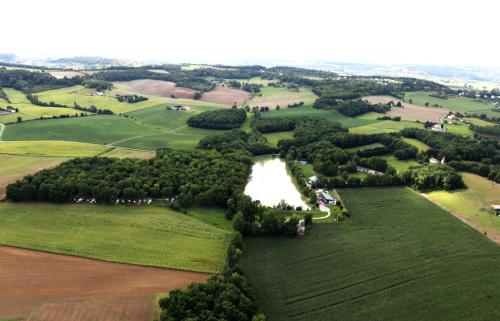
[244,157,309,209]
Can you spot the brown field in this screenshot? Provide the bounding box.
[0,246,209,321]
[363,95,450,122]
[114,79,198,99]
[101,147,155,159]
[201,86,250,106]
[0,155,67,200]
[48,70,94,79]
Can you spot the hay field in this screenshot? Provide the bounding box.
[249,86,317,108]
[0,140,109,157]
[201,86,250,106]
[113,79,198,99]
[363,95,449,122]
[425,172,500,243]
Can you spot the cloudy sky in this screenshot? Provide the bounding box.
[2,0,499,67]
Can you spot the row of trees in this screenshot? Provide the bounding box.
[188,109,247,130]
[115,94,148,103]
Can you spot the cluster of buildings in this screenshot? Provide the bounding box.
[356,166,384,176]
[0,106,17,115]
[429,157,446,164]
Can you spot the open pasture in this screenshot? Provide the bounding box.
[363,95,449,122]
[249,86,317,108]
[244,187,500,321]
[36,85,164,113]
[113,79,198,99]
[0,155,67,199]
[0,245,208,321]
[379,154,419,172]
[201,86,250,106]
[262,131,294,147]
[404,91,495,114]
[0,202,232,273]
[402,137,430,151]
[47,70,94,79]
[0,88,84,123]
[425,172,500,244]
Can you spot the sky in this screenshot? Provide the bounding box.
[1,0,499,67]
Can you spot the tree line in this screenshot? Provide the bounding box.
[313,98,391,116]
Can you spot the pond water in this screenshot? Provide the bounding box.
[244,157,310,209]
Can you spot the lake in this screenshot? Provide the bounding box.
[244,157,309,209]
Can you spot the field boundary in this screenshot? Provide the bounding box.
[0,243,214,275]
[421,192,500,245]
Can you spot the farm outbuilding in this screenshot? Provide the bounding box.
[319,191,336,205]
[492,205,500,216]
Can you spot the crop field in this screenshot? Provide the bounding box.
[349,119,422,134]
[249,86,317,108]
[379,154,419,172]
[113,79,198,99]
[0,202,232,273]
[200,86,251,106]
[35,85,164,113]
[0,140,110,157]
[403,91,495,114]
[126,103,195,131]
[425,172,500,244]
[261,106,376,128]
[48,70,93,79]
[0,155,67,199]
[263,131,294,147]
[244,187,500,321]
[466,117,497,126]
[401,137,430,151]
[100,147,155,159]
[2,115,160,146]
[0,245,208,321]
[0,88,84,123]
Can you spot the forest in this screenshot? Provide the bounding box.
[0,68,82,92]
[313,98,391,116]
[187,109,247,130]
[6,149,253,207]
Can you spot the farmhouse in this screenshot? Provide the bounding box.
[492,205,500,216]
[91,91,104,96]
[173,105,192,111]
[318,191,336,205]
[308,176,319,184]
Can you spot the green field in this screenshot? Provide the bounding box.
[425,172,500,243]
[402,137,430,151]
[249,87,317,108]
[466,117,497,126]
[100,147,155,159]
[445,122,474,137]
[0,88,85,123]
[0,203,232,273]
[2,115,159,146]
[404,91,495,114]
[379,154,419,172]
[0,140,110,157]
[0,154,67,199]
[345,143,384,152]
[244,187,500,321]
[263,131,294,147]
[36,85,164,114]
[349,120,422,134]
[261,106,376,128]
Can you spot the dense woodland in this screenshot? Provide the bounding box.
[313,98,391,116]
[7,149,253,207]
[0,68,81,92]
[187,109,247,130]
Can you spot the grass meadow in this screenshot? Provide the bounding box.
[249,87,318,108]
[401,137,430,151]
[0,154,67,199]
[0,203,232,273]
[36,85,164,114]
[425,172,500,243]
[403,91,495,114]
[244,187,500,321]
[0,88,85,123]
